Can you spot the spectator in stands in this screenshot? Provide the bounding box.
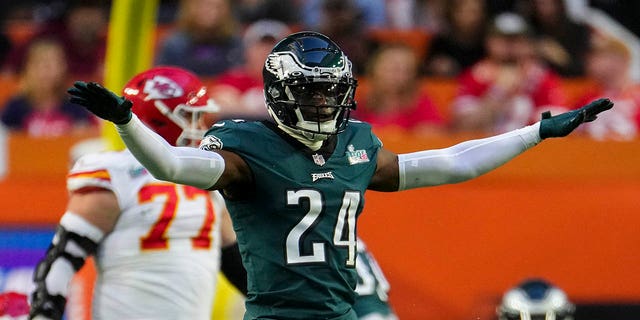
[353,43,445,134]
[423,0,488,77]
[300,0,386,31]
[0,1,15,64]
[232,0,299,25]
[385,0,448,33]
[3,0,108,81]
[451,12,566,134]
[308,0,377,75]
[574,34,640,141]
[0,38,97,137]
[586,0,640,38]
[518,0,592,77]
[155,0,243,77]
[211,19,291,121]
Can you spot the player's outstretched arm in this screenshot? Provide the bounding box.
[67,81,227,189]
[375,98,613,191]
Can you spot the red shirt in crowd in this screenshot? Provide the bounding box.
[453,60,567,133]
[353,93,444,130]
[574,84,640,140]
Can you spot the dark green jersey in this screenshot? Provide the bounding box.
[203,120,381,319]
[353,239,397,319]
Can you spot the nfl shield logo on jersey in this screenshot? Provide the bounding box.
[312,153,326,166]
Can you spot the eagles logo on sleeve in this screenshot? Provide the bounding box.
[199,135,223,151]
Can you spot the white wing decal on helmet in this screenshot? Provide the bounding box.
[265,52,352,81]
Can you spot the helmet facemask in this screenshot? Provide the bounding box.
[152,98,219,147]
[263,35,358,145]
[267,76,356,141]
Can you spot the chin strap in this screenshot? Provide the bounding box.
[267,108,327,151]
[277,123,325,151]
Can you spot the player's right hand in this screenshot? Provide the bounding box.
[68,81,133,125]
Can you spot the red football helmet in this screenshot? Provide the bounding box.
[123,66,219,146]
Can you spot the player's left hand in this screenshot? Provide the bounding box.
[67,81,133,125]
[539,98,613,139]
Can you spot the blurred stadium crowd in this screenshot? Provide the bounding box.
[0,0,639,140]
[0,0,639,319]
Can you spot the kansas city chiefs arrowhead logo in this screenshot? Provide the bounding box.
[144,75,184,100]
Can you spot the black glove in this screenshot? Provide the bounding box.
[28,288,66,320]
[539,98,613,139]
[67,81,133,125]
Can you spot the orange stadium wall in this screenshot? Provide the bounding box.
[1,130,639,319]
[357,131,640,319]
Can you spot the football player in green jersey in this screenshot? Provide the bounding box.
[220,236,397,319]
[353,238,397,320]
[68,31,612,320]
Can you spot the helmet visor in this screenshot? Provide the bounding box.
[286,82,354,108]
[285,82,354,134]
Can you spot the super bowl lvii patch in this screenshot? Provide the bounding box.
[346,144,369,165]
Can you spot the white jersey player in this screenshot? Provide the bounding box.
[68,150,222,318]
[29,66,238,320]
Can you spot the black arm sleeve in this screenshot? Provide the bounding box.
[220,242,247,296]
[30,225,99,320]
